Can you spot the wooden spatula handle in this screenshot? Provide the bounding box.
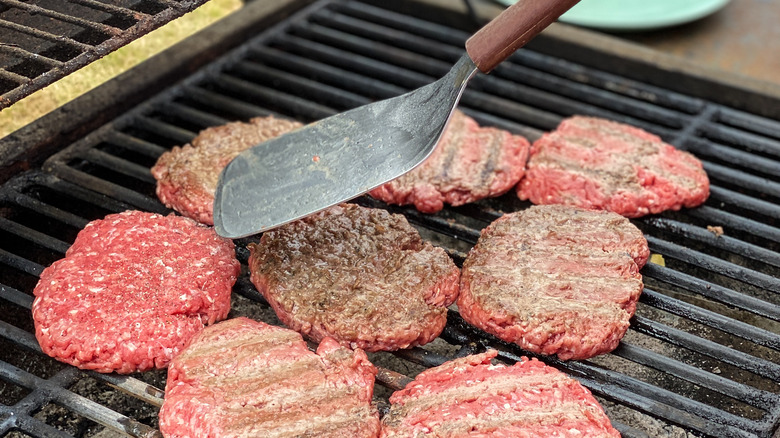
[466,0,581,73]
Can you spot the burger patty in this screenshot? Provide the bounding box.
[369,110,530,213]
[32,211,239,374]
[381,350,620,437]
[151,115,302,225]
[247,203,460,352]
[517,116,710,217]
[159,317,380,438]
[458,205,649,360]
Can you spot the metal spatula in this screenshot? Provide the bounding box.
[214,0,580,238]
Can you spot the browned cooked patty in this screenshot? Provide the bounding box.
[381,350,620,437]
[369,110,530,213]
[159,317,380,438]
[32,210,239,374]
[247,203,460,352]
[458,205,649,360]
[151,115,302,225]
[518,116,710,217]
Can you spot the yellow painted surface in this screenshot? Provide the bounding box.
[649,253,666,267]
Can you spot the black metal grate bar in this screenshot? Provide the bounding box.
[215,73,336,120]
[132,116,196,145]
[689,138,780,178]
[0,67,27,85]
[105,130,169,159]
[0,43,63,67]
[1,0,780,437]
[0,284,33,309]
[158,101,231,129]
[642,263,780,320]
[615,342,776,411]
[701,123,780,159]
[178,85,276,120]
[65,0,152,19]
[0,216,70,254]
[80,148,157,183]
[0,18,93,51]
[0,247,42,276]
[642,217,780,267]
[640,289,779,350]
[46,162,168,214]
[704,162,780,198]
[632,315,780,380]
[717,108,780,141]
[0,0,122,35]
[708,186,780,220]
[687,206,780,244]
[269,33,436,90]
[1,190,88,230]
[248,46,409,98]
[646,236,780,293]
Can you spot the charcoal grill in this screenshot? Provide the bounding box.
[1,0,780,437]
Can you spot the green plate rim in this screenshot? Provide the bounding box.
[494,0,731,31]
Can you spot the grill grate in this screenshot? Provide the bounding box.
[2,0,780,436]
[0,0,211,109]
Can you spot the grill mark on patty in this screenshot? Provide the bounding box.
[530,130,666,178]
[393,402,615,437]
[219,379,364,419]
[532,153,642,190]
[486,219,635,240]
[197,355,325,391]
[175,328,302,362]
[475,129,504,193]
[533,155,704,197]
[466,246,640,276]
[392,373,571,409]
[229,406,378,437]
[467,269,641,305]
[437,112,467,181]
[484,210,649,266]
[472,289,630,322]
[470,246,639,275]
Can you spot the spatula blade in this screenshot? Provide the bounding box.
[213,55,477,238]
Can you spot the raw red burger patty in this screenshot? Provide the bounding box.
[458,205,649,360]
[517,116,710,217]
[151,115,302,225]
[248,203,460,352]
[370,109,530,213]
[381,350,620,437]
[159,317,380,438]
[32,210,240,374]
